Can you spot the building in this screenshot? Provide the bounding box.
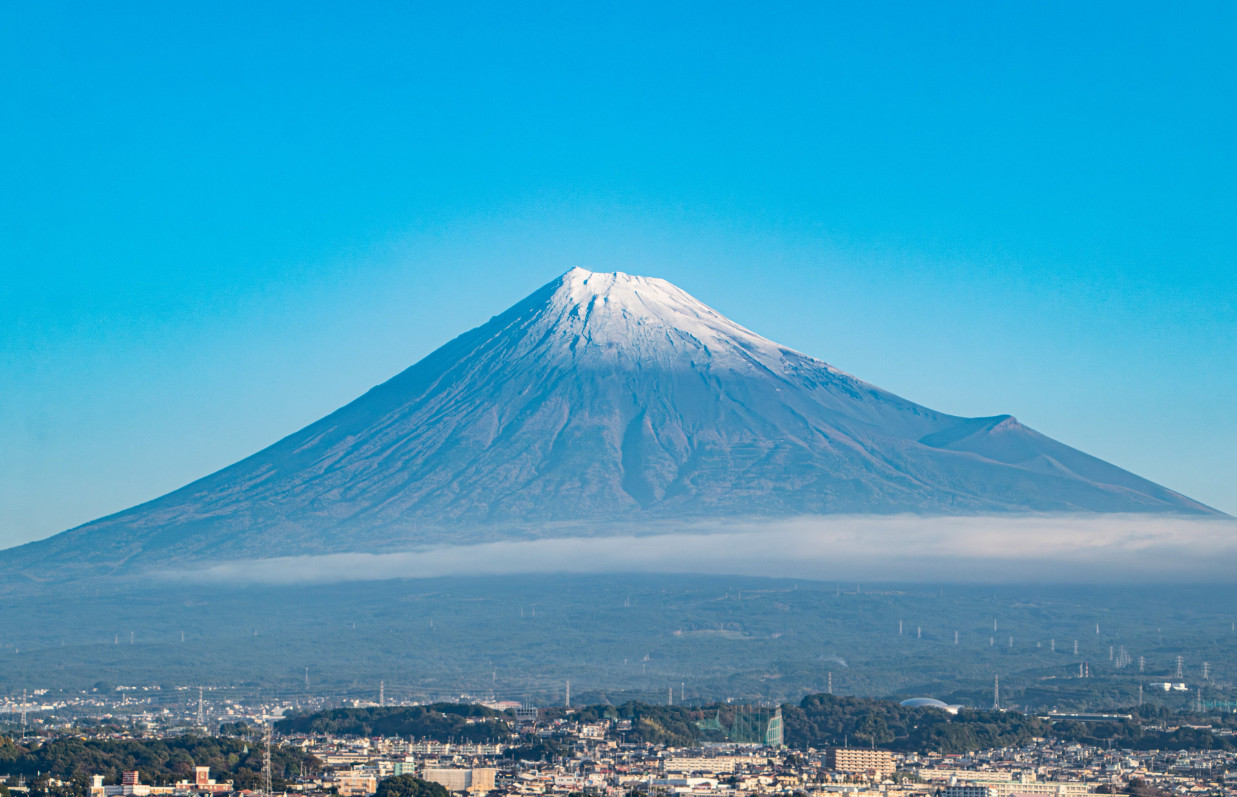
[664,756,738,775]
[333,770,378,797]
[942,787,998,797]
[421,768,496,794]
[827,748,896,780]
[173,767,231,793]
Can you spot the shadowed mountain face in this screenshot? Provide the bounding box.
[4,268,1218,576]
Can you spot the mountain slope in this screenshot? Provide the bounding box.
[4,268,1218,575]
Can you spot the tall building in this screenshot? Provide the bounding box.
[826,748,896,780]
[421,768,496,794]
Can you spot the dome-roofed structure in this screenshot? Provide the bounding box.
[900,697,959,714]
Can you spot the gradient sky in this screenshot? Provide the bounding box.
[2,1,1234,549]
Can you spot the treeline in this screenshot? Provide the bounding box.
[0,734,319,793]
[783,694,1050,752]
[553,703,728,747]
[274,704,508,742]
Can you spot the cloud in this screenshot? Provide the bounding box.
[156,514,1237,586]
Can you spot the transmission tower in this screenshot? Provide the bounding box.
[1073,640,1078,655]
[262,721,273,796]
[1139,656,1145,673]
[1176,655,1184,678]
[993,675,999,709]
[379,681,384,707]
[827,671,833,694]
[197,686,204,726]
[20,689,27,738]
[1202,662,1210,680]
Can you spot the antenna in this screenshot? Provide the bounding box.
[899,620,903,636]
[1096,622,1100,634]
[1009,636,1013,648]
[917,626,921,639]
[993,618,998,631]
[667,687,672,706]
[181,630,185,643]
[305,668,310,689]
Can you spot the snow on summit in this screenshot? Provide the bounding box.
[528,267,801,373]
[2,267,1220,575]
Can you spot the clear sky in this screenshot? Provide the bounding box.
[2,1,1234,548]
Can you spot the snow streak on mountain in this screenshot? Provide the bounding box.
[6,268,1218,574]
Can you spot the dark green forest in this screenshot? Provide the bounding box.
[0,735,319,793]
[274,704,508,742]
[277,694,1236,754]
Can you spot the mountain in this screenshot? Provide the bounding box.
[3,268,1218,577]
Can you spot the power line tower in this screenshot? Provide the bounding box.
[827,672,832,694]
[1176,655,1184,678]
[1139,656,1146,673]
[1202,662,1210,680]
[197,687,204,726]
[993,675,1000,710]
[379,681,384,707]
[20,689,27,738]
[262,721,273,797]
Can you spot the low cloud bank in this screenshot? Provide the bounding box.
[162,514,1237,586]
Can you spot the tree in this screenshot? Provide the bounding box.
[374,775,451,797]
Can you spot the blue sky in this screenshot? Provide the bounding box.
[2,1,1234,547]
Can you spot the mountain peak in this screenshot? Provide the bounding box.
[535,267,789,372]
[3,268,1219,577]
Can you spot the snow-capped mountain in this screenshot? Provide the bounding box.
[4,268,1218,575]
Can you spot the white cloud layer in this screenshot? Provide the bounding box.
[161,514,1237,586]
